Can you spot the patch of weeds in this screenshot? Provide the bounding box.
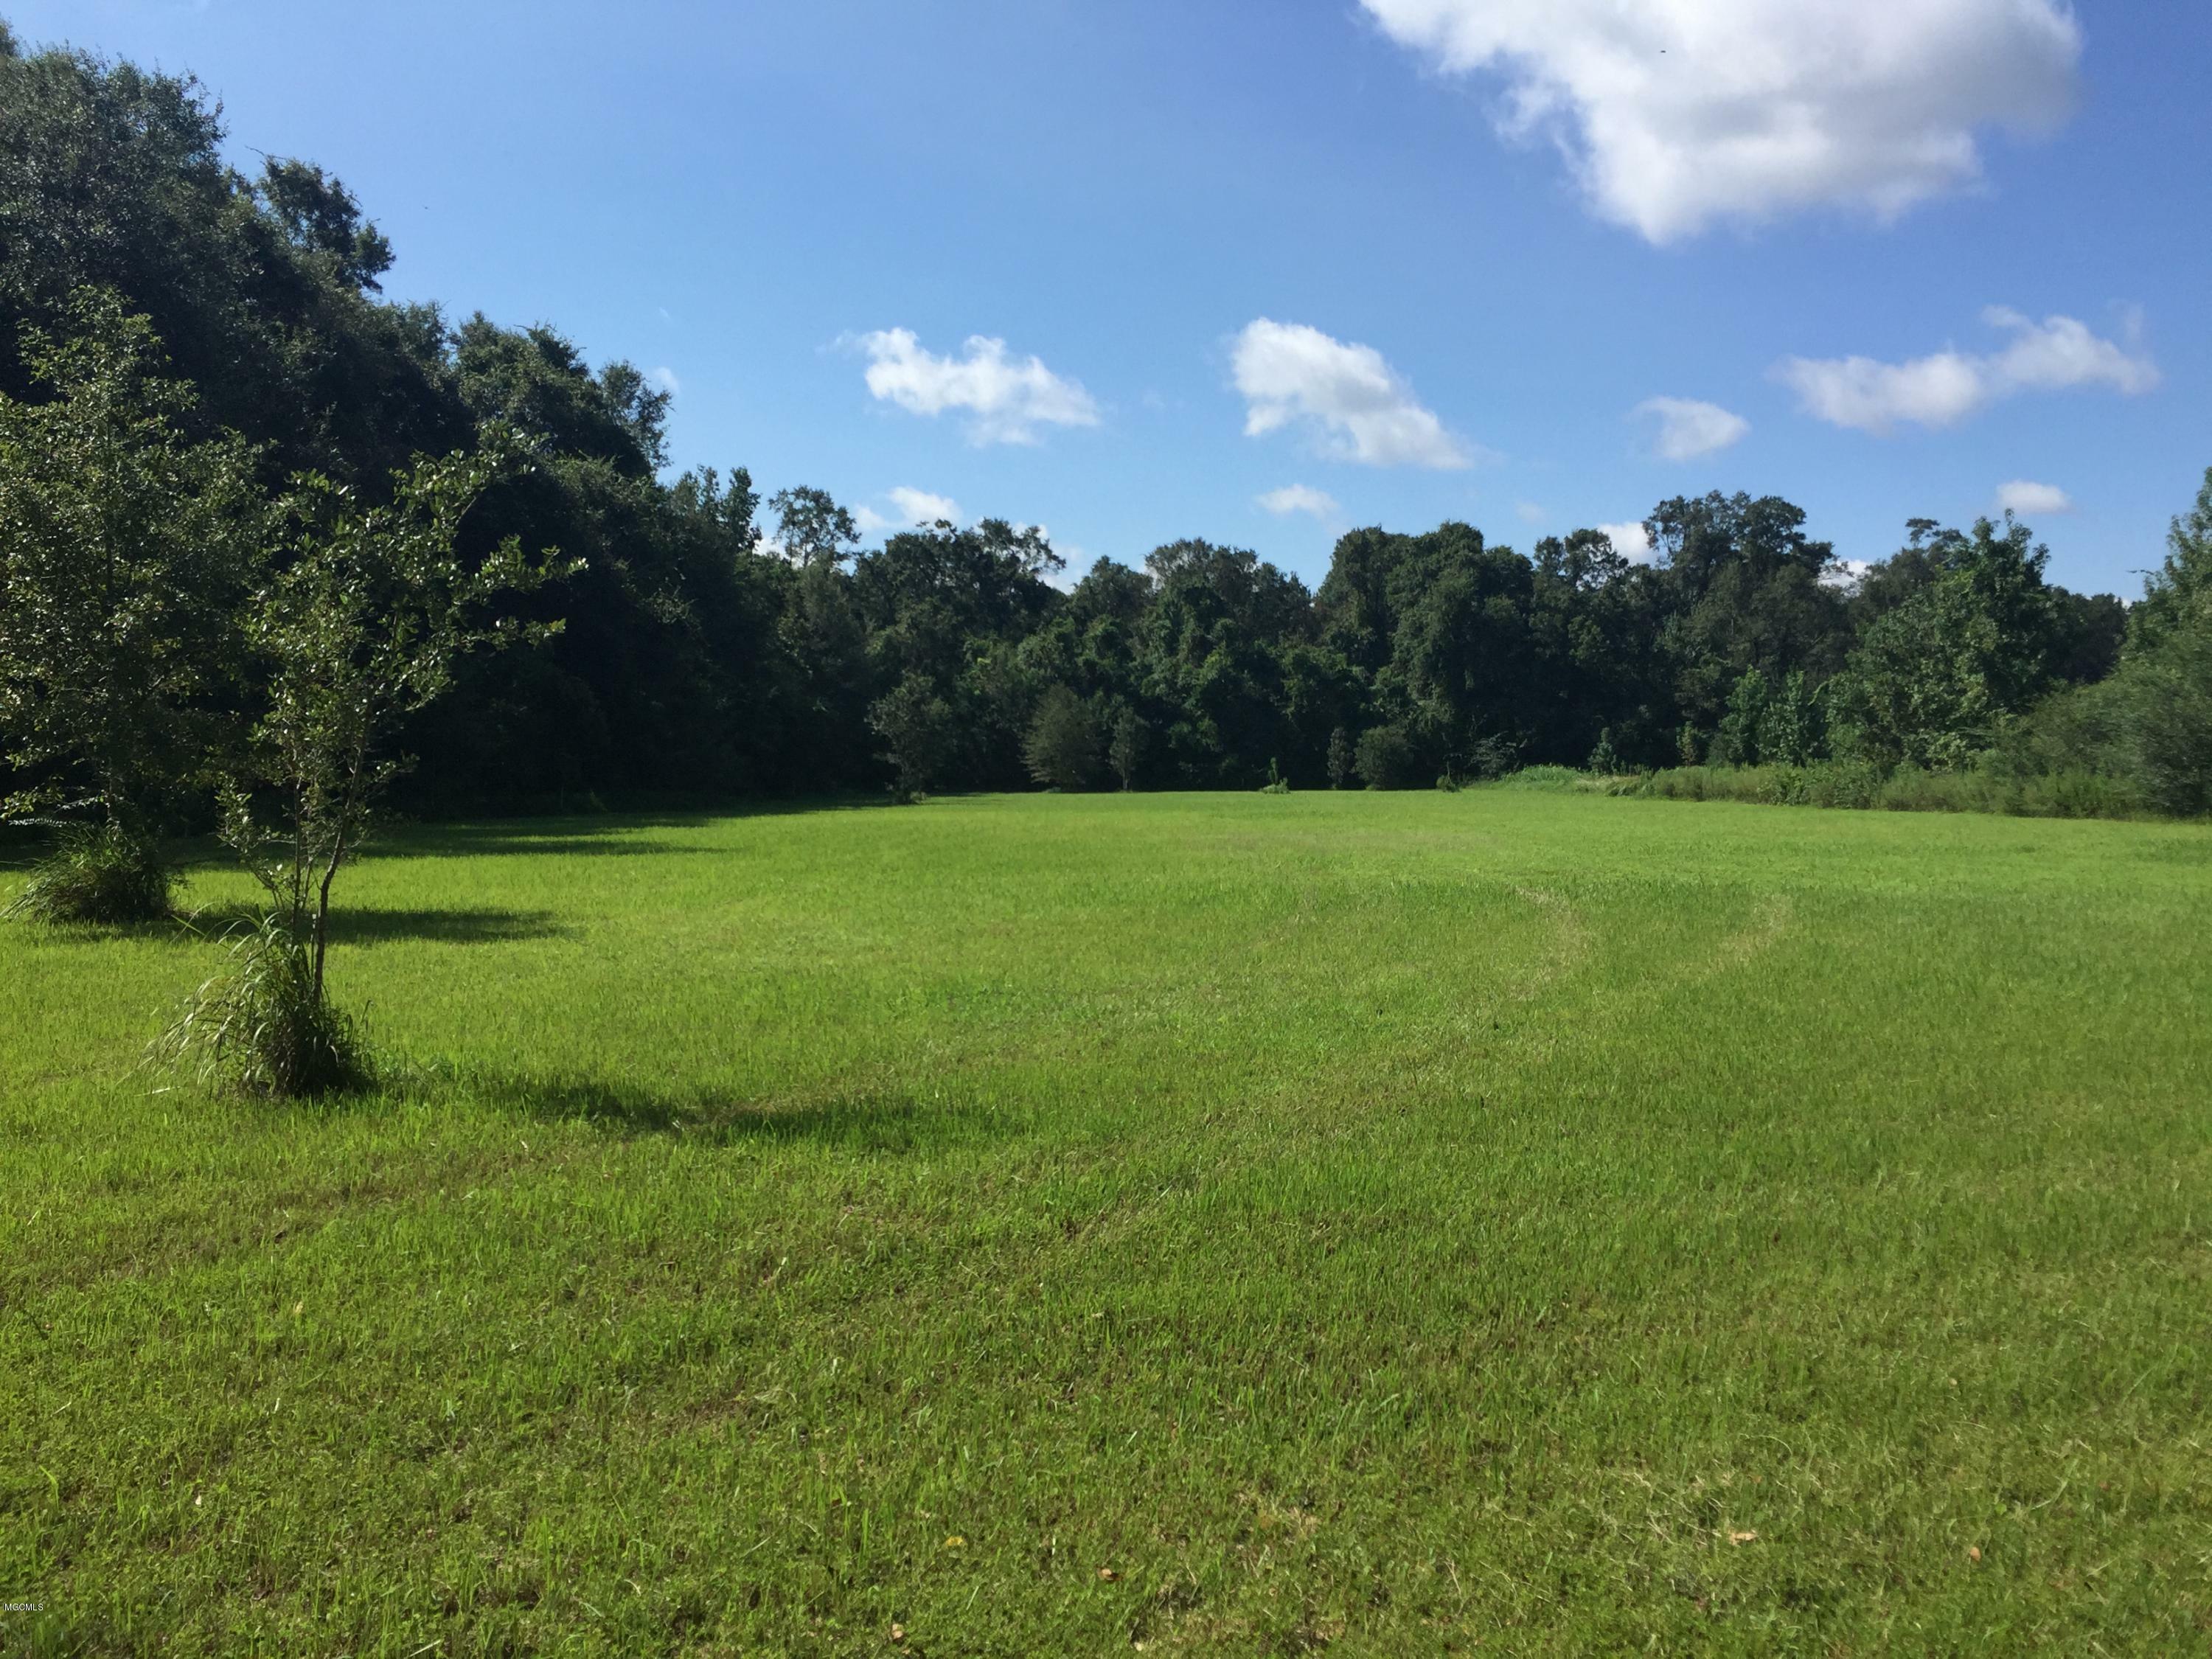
[5,821,173,925]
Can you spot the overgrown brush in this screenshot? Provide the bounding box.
[1629,761,2141,818]
[4,821,173,924]
[156,917,369,1098]
[1495,765,1624,795]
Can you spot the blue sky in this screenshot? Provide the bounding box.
[15,0,2211,597]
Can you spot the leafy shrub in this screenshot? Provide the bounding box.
[1354,726,1421,790]
[1023,685,1103,791]
[5,822,173,924]
[157,918,369,1098]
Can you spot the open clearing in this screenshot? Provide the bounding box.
[6,791,2211,1655]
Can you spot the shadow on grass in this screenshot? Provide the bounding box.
[327,906,574,946]
[445,1068,1001,1153]
[13,902,572,951]
[368,797,906,863]
[169,902,571,948]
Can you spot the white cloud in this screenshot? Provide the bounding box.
[853,328,1099,445]
[1821,557,1874,591]
[650,366,681,397]
[855,487,964,537]
[1257,484,1342,521]
[1778,307,2159,434]
[1994,479,2073,516]
[889,486,959,525]
[1357,0,2081,243]
[1634,396,1749,461]
[1231,319,1475,470]
[1597,520,1655,563]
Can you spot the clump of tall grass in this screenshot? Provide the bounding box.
[4,821,173,925]
[156,917,369,1098]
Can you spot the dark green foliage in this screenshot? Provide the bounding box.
[1828,517,2067,771]
[2023,597,2212,820]
[5,819,171,924]
[157,916,368,1097]
[2129,467,2212,655]
[1647,492,1851,735]
[257,158,394,293]
[0,38,464,480]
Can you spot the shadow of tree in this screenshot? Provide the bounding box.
[366,827,703,861]
[439,1068,1003,1152]
[328,906,572,946]
[367,799,904,862]
[172,901,571,947]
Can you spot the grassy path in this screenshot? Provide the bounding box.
[5,792,2211,1654]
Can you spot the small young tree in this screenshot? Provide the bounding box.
[1023,684,1101,790]
[1715,668,1771,765]
[1107,706,1150,791]
[1758,669,1823,766]
[0,292,266,919]
[168,432,575,1093]
[1326,725,1354,790]
[869,672,956,799]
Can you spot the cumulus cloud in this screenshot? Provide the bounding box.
[1232,319,1475,470]
[1357,0,2081,242]
[854,328,1099,445]
[1778,307,2159,434]
[1597,520,1655,563]
[1634,396,1749,461]
[1994,479,2073,516]
[1257,484,1342,521]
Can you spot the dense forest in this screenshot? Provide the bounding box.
[4,21,2210,835]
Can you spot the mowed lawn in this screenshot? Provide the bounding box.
[5,792,2211,1656]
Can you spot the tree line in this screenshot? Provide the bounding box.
[4,21,2210,848]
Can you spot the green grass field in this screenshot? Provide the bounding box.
[6,791,2211,1655]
